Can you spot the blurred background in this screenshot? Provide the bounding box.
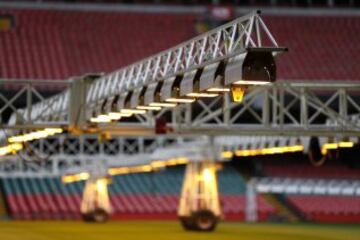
[0,0,359,238]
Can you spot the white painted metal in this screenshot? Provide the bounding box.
[0,136,199,177]
[3,11,283,127]
[84,11,278,109]
[253,178,360,196]
[245,180,257,222]
[246,177,360,222]
[3,80,360,138]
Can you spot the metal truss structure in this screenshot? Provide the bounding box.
[2,80,360,137]
[84,10,279,109]
[0,11,358,138]
[0,135,201,177]
[0,79,69,128]
[2,10,283,128]
[154,81,360,136]
[0,11,359,179]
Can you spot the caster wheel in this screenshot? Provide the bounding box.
[82,208,109,223]
[92,208,109,223]
[180,217,196,231]
[192,210,218,232]
[81,213,94,222]
[179,210,218,232]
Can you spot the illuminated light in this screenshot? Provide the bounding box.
[186,93,219,98]
[44,128,63,135]
[139,165,152,172]
[108,164,153,176]
[321,141,354,155]
[231,85,246,103]
[202,168,213,183]
[7,128,63,144]
[165,98,196,103]
[81,177,111,216]
[338,141,354,148]
[322,143,338,150]
[108,112,123,120]
[98,114,112,121]
[90,114,112,123]
[233,80,270,85]
[207,87,230,92]
[221,151,233,159]
[30,130,48,140]
[9,143,23,151]
[283,145,304,152]
[0,143,23,156]
[96,178,108,195]
[178,157,189,163]
[62,172,90,183]
[90,115,112,123]
[108,158,190,177]
[170,157,188,165]
[151,161,167,168]
[109,112,133,118]
[234,145,304,157]
[149,102,177,108]
[120,109,147,114]
[8,133,33,143]
[136,105,162,111]
[235,149,251,156]
[7,136,23,143]
[321,148,328,155]
[108,167,130,175]
[151,157,189,168]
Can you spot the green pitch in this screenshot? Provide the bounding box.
[0,221,359,240]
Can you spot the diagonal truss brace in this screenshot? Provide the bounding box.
[5,11,278,125]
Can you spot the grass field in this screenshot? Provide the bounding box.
[0,221,359,240]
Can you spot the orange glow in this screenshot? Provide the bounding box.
[62,172,90,183]
[0,143,23,156]
[321,141,354,155]
[233,145,304,157]
[221,151,234,159]
[8,128,63,143]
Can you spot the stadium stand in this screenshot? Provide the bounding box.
[259,156,360,180]
[0,9,196,81]
[0,9,359,84]
[287,196,360,223]
[0,165,276,221]
[0,6,359,224]
[256,156,360,222]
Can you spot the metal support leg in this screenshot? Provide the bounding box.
[81,177,111,223]
[178,161,221,232]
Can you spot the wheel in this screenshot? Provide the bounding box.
[192,210,218,232]
[179,217,196,231]
[82,209,109,223]
[92,208,109,223]
[81,213,94,222]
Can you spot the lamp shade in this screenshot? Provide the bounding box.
[180,70,197,96]
[144,82,158,105]
[199,62,225,91]
[225,49,276,85]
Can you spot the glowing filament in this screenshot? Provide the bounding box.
[207,87,230,92]
[186,93,219,98]
[120,109,147,114]
[136,105,162,111]
[165,98,196,103]
[149,102,177,108]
